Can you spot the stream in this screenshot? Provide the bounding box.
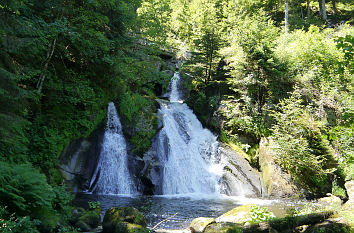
[74,193,304,230]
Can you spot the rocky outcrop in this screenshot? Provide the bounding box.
[102,207,147,233]
[59,121,105,192]
[342,180,354,211]
[190,217,215,233]
[219,144,266,197]
[259,138,300,198]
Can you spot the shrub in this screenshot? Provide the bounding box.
[271,91,338,195]
[246,205,275,224]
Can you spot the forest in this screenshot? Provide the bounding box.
[0,0,353,232]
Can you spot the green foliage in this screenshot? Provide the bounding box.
[0,162,55,216]
[271,91,338,194]
[119,92,159,155]
[246,205,275,224]
[88,201,101,210]
[0,206,40,233]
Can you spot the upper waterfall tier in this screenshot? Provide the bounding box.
[157,73,222,194]
[89,102,136,195]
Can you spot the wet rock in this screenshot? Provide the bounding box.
[216,204,252,224]
[190,217,215,233]
[102,207,147,233]
[218,143,266,197]
[59,121,105,192]
[259,138,300,198]
[163,70,174,78]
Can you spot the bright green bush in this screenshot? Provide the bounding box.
[246,205,275,224]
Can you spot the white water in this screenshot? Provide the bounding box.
[89,102,135,194]
[157,72,223,194]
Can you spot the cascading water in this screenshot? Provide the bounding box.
[89,102,135,194]
[156,73,223,194]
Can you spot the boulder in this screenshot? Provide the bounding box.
[190,217,215,233]
[102,207,147,233]
[318,194,342,209]
[342,180,354,211]
[345,180,354,200]
[70,207,101,232]
[303,218,351,233]
[78,209,101,229]
[259,138,300,198]
[216,204,252,224]
[204,222,241,233]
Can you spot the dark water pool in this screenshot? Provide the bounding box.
[74,193,303,230]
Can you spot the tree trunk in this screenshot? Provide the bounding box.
[285,0,289,33]
[307,0,311,18]
[319,0,322,17]
[332,0,337,15]
[322,0,327,20]
[36,38,57,93]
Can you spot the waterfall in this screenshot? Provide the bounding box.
[156,73,223,194]
[89,102,136,195]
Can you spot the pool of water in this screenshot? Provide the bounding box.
[74,193,304,230]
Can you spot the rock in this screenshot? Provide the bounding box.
[259,138,300,198]
[343,180,354,211]
[163,70,174,77]
[78,209,101,229]
[318,194,342,209]
[204,222,239,233]
[59,121,106,192]
[75,220,92,232]
[70,207,86,225]
[190,217,215,233]
[345,180,354,200]
[303,218,351,233]
[216,204,252,224]
[218,143,266,197]
[102,207,147,233]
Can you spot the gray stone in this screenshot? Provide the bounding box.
[218,143,266,197]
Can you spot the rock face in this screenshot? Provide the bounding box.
[190,217,215,233]
[219,144,266,197]
[259,138,300,198]
[343,180,354,211]
[102,207,147,233]
[59,122,105,192]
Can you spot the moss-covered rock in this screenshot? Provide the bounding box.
[102,207,147,233]
[75,220,92,232]
[259,138,300,198]
[190,217,215,233]
[78,209,101,229]
[216,204,253,224]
